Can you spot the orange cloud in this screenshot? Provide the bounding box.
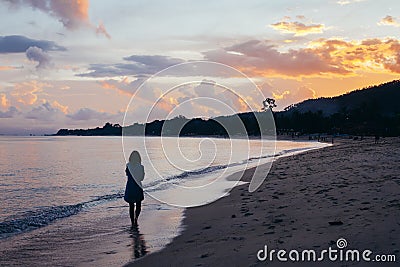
[261,81,317,109]
[309,38,400,73]
[6,0,89,29]
[0,66,16,71]
[1,93,9,108]
[101,80,118,90]
[156,98,175,113]
[240,97,252,112]
[204,38,400,78]
[96,21,111,39]
[378,15,400,27]
[6,0,110,38]
[100,79,131,96]
[52,100,69,114]
[204,40,349,77]
[100,77,149,97]
[272,90,290,100]
[270,21,325,36]
[11,81,51,105]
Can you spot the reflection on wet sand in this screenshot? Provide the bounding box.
[129,225,148,259]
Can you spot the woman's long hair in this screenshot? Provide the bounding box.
[129,150,141,165]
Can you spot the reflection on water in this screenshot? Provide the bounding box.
[129,225,148,259]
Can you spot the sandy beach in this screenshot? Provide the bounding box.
[129,137,400,266]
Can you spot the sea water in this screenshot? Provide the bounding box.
[0,136,328,265]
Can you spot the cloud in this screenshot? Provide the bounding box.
[77,63,133,77]
[4,0,111,38]
[0,66,17,70]
[96,21,111,39]
[203,38,400,77]
[52,100,68,114]
[260,82,317,110]
[4,0,89,29]
[79,55,241,79]
[203,40,347,77]
[10,80,50,106]
[270,21,325,36]
[310,38,400,74]
[24,101,113,122]
[26,46,51,69]
[161,79,255,117]
[273,86,316,101]
[81,63,147,78]
[67,107,114,121]
[78,55,185,78]
[336,0,365,5]
[123,55,185,68]
[272,90,290,100]
[1,93,9,107]
[0,35,65,53]
[25,101,63,121]
[100,77,145,95]
[0,106,19,118]
[193,79,217,98]
[378,15,400,27]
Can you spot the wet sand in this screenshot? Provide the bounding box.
[130,137,400,266]
[0,198,183,266]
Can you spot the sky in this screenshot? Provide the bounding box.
[0,0,399,134]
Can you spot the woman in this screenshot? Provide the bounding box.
[124,150,145,226]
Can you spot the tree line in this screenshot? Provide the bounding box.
[56,80,400,137]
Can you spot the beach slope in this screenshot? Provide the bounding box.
[130,138,400,266]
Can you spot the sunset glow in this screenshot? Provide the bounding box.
[0,0,399,134]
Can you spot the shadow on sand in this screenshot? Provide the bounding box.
[128,225,148,259]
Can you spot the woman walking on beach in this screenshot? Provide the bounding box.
[124,151,145,226]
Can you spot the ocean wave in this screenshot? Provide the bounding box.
[0,173,16,177]
[0,204,84,239]
[0,192,125,239]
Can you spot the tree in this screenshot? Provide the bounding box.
[262,98,277,111]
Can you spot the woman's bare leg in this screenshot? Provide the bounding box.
[129,203,135,225]
[135,201,142,223]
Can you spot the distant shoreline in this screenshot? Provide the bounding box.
[0,133,376,145]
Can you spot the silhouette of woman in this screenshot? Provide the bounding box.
[124,151,145,226]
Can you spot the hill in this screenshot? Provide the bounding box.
[282,80,400,116]
[275,80,400,135]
